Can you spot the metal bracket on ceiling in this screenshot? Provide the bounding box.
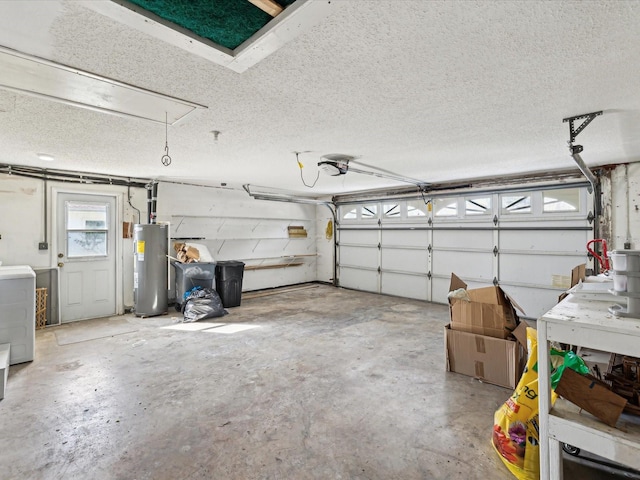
[562,110,603,194]
[563,111,603,144]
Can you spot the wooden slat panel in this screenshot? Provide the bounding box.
[556,368,627,427]
[248,0,283,17]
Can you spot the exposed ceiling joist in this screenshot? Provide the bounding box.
[248,0,284,17]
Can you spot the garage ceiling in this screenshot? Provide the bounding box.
[0,0,639,195]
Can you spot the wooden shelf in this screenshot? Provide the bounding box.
[242,254,318,271]
[245,263,304,271]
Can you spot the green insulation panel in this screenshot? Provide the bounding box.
[127,0,297,50]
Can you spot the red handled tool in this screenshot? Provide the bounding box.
[586,239,610,271]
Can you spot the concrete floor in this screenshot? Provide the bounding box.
[0,284,633,479]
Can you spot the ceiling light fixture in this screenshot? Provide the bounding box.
[36,153,55,162]
[161,112,172,166]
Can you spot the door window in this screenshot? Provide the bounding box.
[66,201,109,257]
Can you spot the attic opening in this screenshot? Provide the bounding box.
[127,0,298,50]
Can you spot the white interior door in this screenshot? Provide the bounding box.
[56,192,117,322]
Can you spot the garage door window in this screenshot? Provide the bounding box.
[465,197,492,216]
[383,203,401,218]
[543,188,580,213]
[362,204,378,219]
[501,194,531,214]
[434,198,457,217]
[407,200,427,217]
[341,207,357,220]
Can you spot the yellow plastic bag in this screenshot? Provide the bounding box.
[492,327,555,480]
[492,327,590,479]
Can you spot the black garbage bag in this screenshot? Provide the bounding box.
[182,287,228,322]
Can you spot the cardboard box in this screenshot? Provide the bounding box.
[448,273,523,339]
[444,325,525,389]
[558,264,586,302]
[173,243,200,263]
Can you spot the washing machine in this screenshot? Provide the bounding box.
[0,265,35,364]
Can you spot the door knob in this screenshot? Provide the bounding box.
[58,253,64,258]
[57,262,64,268]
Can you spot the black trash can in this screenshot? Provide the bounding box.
[215,261,245,308]
[173,261,216,309]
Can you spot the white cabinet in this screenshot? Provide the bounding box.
[537,295,640,479]
[0,265,36,364]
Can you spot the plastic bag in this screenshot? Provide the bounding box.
[182,287,227,322]
[447,288,471,302]
[492,327,588,480]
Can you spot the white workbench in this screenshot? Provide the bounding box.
[537,294,640,479]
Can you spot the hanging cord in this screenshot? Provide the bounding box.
[128,183,141,224]
[419,186,431,213]
[296,152,319,188]
[161,112,172,166]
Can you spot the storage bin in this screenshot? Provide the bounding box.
[215,261,245,308]
[173,262,216,307]
[612,271,640,293]
[610,250,640,272]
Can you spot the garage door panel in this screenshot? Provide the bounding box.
[339,267,378,293]
[433,230,493,249]
[382,272,427,301]
[339,245,377,268]
[500,230,590,253]
[432,277,450,305]
[339,229,378,245]
[381,248,428,273]
[381,230,428,247]
[432,250,493,280]
[500,253,586,287]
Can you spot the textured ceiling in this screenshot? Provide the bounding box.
[0,0,639,195]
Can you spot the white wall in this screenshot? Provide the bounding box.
[605,163,640,251]
[0,173,146,309]
[155,182,328,292]
[0,174,49,267]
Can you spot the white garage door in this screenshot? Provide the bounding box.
[337,183,594,319]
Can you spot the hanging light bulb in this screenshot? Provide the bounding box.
[161,112,171,166]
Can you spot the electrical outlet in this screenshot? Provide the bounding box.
[38,242,49,250]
